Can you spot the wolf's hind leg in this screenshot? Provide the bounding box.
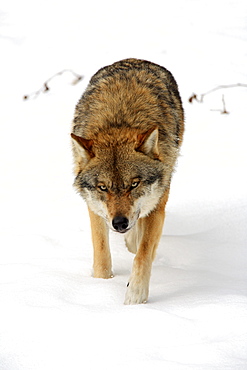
[124,223,140,254]
[88,207,113,279]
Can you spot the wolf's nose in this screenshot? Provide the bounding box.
[112,216,129,233]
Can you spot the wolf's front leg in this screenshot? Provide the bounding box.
[124,254,152,305]
[124,193,168,305]
[124,209,165,304]
[88,207,113,279]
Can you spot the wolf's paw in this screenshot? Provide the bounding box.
[124,279,149,305]
[93,268,114,279]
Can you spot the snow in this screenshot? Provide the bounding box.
[0,0,247,368]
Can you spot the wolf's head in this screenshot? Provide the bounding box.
[71,127,168,233]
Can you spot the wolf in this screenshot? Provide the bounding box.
[71,58,184,304]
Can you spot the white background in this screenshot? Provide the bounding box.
[0,0,247,369]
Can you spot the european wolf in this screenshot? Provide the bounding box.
[71,58,184,304]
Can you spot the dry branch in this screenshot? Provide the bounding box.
[23,69,83,100]
[189,83,247,114]
[210,95,229,114]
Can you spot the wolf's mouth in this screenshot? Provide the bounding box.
[113,227,130,234]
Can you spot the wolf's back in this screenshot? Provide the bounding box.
[72,58,184,163]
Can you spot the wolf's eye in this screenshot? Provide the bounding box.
[98,185,108,192]
[130,181,140,190]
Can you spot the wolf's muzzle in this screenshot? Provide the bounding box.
[112,216,129,233]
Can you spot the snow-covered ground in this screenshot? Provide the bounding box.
[0,0,247,369]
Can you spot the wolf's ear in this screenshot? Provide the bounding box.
[71,133,95,161]
[136,127,159,158]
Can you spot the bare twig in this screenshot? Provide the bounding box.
[23,69,83,100]
[221,95,229,114]
[188,83,247,113]
[210,95,229,114]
